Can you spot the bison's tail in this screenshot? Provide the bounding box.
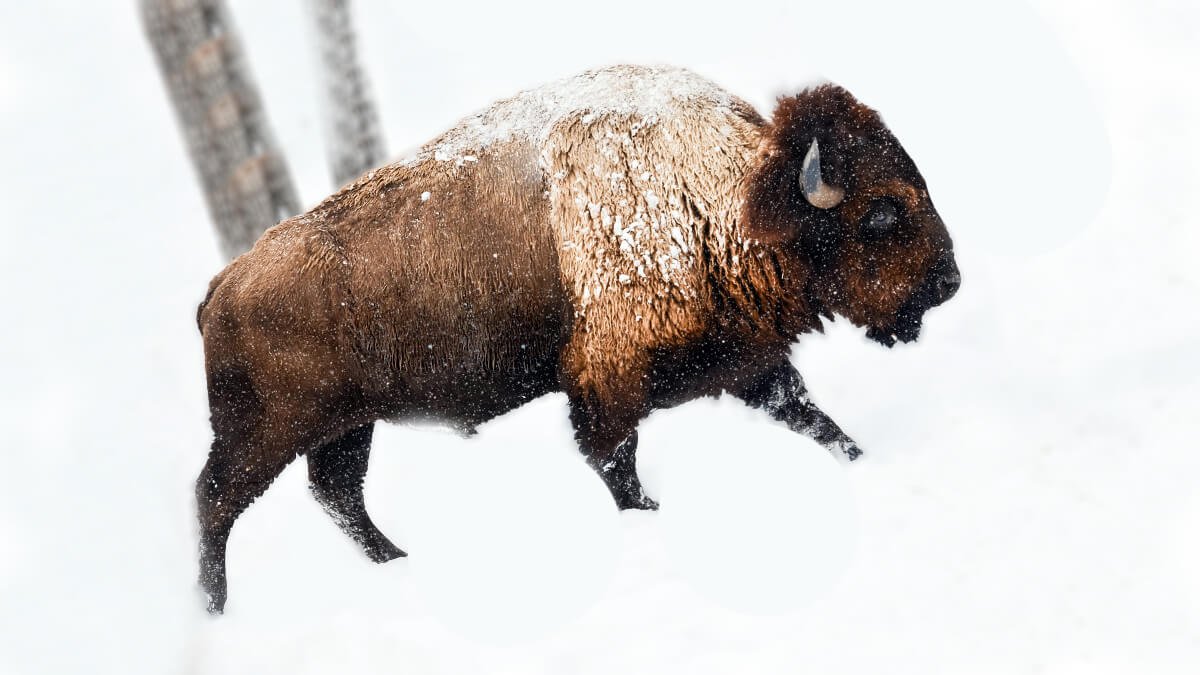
[196,268,230,335]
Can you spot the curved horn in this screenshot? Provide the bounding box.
[800,139,845,209]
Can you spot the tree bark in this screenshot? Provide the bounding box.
[305,0,386,187]
[140,0,300,260]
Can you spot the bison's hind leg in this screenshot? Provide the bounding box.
[196,368,300,614]
[307,422,406,563]
[197,366,364,613]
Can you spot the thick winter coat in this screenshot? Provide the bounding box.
[195,65,960,612]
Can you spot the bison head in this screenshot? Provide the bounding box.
[744,84,960,347]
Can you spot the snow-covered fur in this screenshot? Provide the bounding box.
[193,65,959,613]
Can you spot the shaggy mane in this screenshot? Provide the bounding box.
[742,84,886,243]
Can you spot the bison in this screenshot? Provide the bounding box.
[195,65,959,612]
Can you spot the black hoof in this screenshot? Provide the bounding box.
[366,540,407,563]
[202,587,226,615]
[199,566,227,614]
[617,492,660,511]
[841,441,864,462]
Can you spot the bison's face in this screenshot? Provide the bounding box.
[745,85,960,347]
[806,141,960,347]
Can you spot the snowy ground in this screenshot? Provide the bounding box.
[2,1,1198,673]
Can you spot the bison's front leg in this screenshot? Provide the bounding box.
[733,361,864,462]
[563,350,658,511]
[583,430,658,511]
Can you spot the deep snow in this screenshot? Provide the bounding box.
[2,0,1199,673]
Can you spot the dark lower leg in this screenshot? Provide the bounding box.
[567,388,657,511]
[562,343,658,510]
[735,362,863,462]
[197,513,229,614]
[196,448,291,613]
[307,423,404,563]
[586,431,658,510]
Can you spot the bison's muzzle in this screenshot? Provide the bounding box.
[867,250,961,348]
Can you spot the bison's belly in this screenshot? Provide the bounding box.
[364,292,569,430]
[346,232,570,429]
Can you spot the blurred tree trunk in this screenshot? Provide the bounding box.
[305,0,386,187]
[140,0,299,261]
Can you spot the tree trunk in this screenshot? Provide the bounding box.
[140,0,300,260]
[305,0,386,187]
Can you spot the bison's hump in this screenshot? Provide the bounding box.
[414,65,749,167]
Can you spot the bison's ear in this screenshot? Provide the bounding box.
[742,86,872,244]
[742,134,848,246]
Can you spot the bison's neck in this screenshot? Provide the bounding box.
[697,135,827,348]
[705,233,823,350]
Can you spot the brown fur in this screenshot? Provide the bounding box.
[744,84,955,340]
[193,66,958,612]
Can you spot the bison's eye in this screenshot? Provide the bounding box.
[860,200,899,239]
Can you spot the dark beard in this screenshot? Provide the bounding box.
[865,291,929,348]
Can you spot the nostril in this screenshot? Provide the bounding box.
[937,272,961,301]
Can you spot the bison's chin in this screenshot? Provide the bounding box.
[865,300,928,348]
[866,319,921,348]
[865,253,960,348]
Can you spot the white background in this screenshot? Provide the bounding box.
[1,0,1198,673]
